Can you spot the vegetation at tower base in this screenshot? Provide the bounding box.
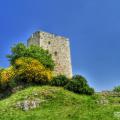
[50,75,94,95]
[0,43,95,97]
[7,43,55,70]
[0,42,95,100]
[0,57,53,93]
[50,75,69,87]
[14,57,52,84]
[65,75,95,95]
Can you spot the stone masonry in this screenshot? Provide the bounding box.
[27,31,72,78]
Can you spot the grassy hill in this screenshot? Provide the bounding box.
[0,86,120,120]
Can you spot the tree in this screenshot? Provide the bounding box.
[7,43,55,70]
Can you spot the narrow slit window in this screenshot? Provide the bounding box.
[48,41,51,45]
[54,51,57,56]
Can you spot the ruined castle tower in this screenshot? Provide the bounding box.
[27,31,72,78]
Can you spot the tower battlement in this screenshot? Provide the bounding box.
[27,31,72,78]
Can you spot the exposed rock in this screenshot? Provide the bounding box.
[101,91,120,97]
[16,98,44,111]
[96,97,109,105]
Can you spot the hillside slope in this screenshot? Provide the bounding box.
[0,86,120,120]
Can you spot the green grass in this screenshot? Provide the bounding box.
[0,86,120,120]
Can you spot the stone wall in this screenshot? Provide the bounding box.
[27,31,72,78]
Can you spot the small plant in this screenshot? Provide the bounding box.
[65,75,94,95]
[50,75,69,87]
[113,86,120,92]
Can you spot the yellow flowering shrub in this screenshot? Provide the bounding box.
[15,57,53,84]
[0,66,16,85]
[0,57,53,90]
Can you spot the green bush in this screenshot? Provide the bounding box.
[50,75,69,87]
[14,57,53,85]
[7,43,55,70]
[82,86,95,95]
[65,75,94,95]
[113,86,120,92]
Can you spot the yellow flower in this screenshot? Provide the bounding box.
[15,57,53,83]
[0,66,16,84]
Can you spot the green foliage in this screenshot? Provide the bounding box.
[50,75,69,87]
[113,85,120,92]
[0,66,16,90]
[14,57,53,85]
[0,57,53,92]
[65,75,95,95]
[7,43,55,70]
[83,87,95,95]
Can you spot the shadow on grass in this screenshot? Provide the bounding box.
[0,83,43,100]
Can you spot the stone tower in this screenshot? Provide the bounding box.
[27,31,72,78]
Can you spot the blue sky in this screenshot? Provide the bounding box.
[0,0,120,91]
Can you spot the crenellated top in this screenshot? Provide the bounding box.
[28,31,69,42]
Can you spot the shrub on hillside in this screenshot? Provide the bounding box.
[113,86,120,92]
[7,43,55,70]
[82,86,95,95]
[0,66,16,90]
[65,75,94,95]
[0,57,53,93]
[14,57,53,85]
[50,75,69,87]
